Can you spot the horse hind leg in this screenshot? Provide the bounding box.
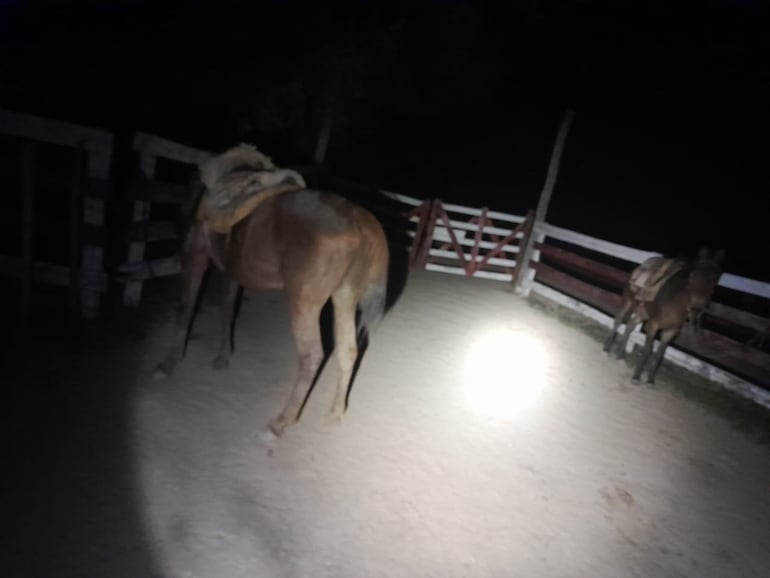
[269,301,325,437]
[328,287,359,424]
[156,223,210,378]
[631,321,659,385]
[213,279,241,370]
[604,297,633,355]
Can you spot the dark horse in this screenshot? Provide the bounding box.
[603,248,725,385]
[156,146,402,437]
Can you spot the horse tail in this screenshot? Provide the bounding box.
[355,206,395,346]
[357,280,387,341]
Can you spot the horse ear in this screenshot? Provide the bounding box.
[713,249,726,264]
[696,247,710,260]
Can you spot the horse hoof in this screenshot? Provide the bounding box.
[268,419,286,438]
[153,365,172,380]
[259,428,278,444]
[630,377,641,386]
[325,411,345,426]
[212,356,230,370]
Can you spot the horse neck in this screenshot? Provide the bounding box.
[662,260,720,305]
[655,266,693,306]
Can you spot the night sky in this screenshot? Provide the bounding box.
[1,0,768,279]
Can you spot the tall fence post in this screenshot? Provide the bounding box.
[19,140,35,329]
[512,109,575,296]
[510,209,535,288]
[410,199,438,270]
[122,148,156,306]
[68,145,84,314]
[80,140,112,319]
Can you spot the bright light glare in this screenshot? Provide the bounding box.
[462,328,547,418]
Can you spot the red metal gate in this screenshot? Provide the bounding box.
[406,199,534,281]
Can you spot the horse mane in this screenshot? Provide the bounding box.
[198,143,276,191]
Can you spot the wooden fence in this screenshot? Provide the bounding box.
[0,107,113,322]
[4,114,766,408]
[386,192,770,408]
[528,221,770,406]
[116,133,770,407]
[120,132,212,305]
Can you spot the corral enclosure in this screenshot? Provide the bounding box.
[3,107,769,406]
[5,270,770,578]
[2,108,770,578]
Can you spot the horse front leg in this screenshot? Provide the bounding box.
[645,327,678,386]
[213,277,240,370]
[603,298,632,356]
[688,309,703,335]
[156,222,210,377]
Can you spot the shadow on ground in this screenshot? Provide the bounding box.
[527,293,770,445]
[1,314,163,578]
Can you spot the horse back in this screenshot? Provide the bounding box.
[225,189,387,291]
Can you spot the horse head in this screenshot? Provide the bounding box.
[687,248,725,315]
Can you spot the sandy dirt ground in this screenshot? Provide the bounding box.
[5,270,770,578]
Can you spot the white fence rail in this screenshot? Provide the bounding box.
[123,133,770,409]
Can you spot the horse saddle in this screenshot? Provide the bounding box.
[195,144,307,234]
[629,256,685,302]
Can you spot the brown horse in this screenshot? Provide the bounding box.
[603,248,725,385]
[156,147,393,437]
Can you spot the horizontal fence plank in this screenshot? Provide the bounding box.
[0,107,113,153]
[132,132,212,165]
[455,237,520,254]
[540,223,660,264]
[718,273,770,300]
[537,243,628,288]
[0,254,108,292]
[440,201,526,224]
[118,256,181,282]
[408,216,523,247]
[672,326,770,388]
[702,302,770,335]
[428,248,517,269]
[125,180,190,204]
[126,221,179,243]
[425,262,512,281]
[533,261,624,315]
[443,218,518,237]
[380,190,423,207]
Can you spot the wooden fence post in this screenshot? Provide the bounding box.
[510,209,535,289]
[69,145,84,314]
[469,207,488,274]
[122,151,156,306]
[19,140,35,329]
[512,109,575,295]
[410,199,437,270]
[80,141,112,319]
[417,200,439,269]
